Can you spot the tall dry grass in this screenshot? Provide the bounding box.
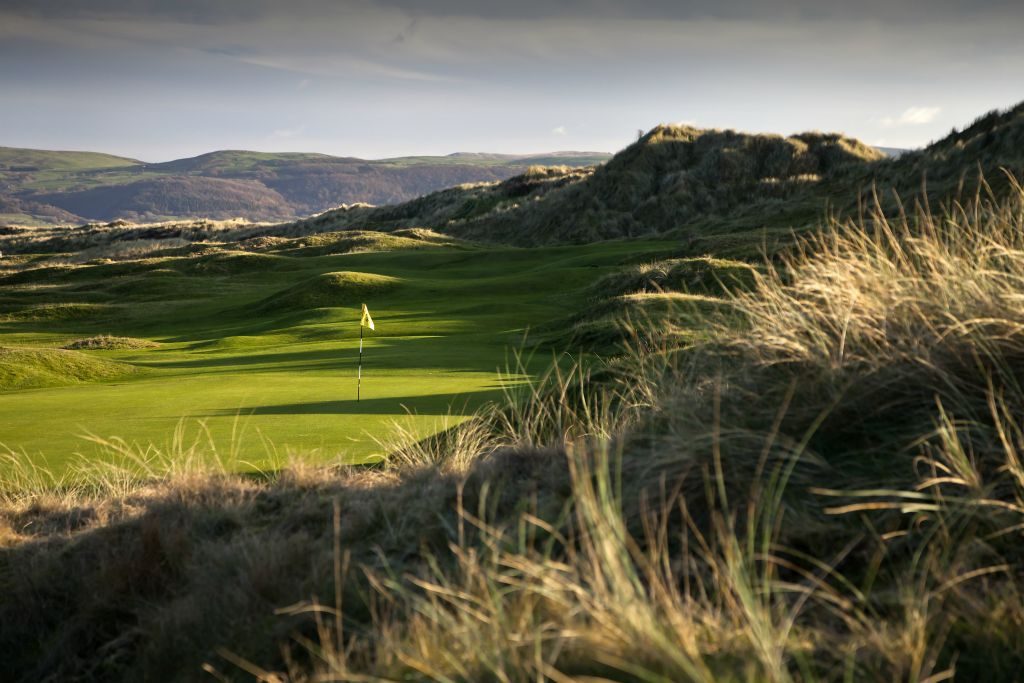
[729,178,1024,373]
[267,179,1024,681]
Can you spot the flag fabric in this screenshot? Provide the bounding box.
[360,303,375,330]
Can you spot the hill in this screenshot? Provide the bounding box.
[33,176,297,223]
[298,127,886,245]
[0,147,140,171]
[0,147,611,225]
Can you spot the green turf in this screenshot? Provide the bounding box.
[0,146,141,171]
[0,236,681,473]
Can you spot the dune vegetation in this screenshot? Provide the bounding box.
[3,102,1024,681]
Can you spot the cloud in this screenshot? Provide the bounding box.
[270,126,304,139]
[375,0,1024,23]
[900,106,941,124]
[220,52,455,82]
[880,106,942,127]
[1,0,1018,160]
[0,0,277,25]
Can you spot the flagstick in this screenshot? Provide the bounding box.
[358,323,363,402]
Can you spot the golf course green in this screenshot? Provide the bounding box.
[0,234,681,474]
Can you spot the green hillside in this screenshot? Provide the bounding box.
[6,107,1022,257]
[145,150,339,174]
[0,146,141,171]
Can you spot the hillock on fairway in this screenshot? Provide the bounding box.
[0,346,138,390]
[253,271,402,312]
[62,335,160,350]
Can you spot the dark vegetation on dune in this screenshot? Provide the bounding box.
[3,101,1024,681]
[883,100,1024,196]
[286,130,885,245]
[301,103,1024,247]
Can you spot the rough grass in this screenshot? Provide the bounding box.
[0,302,113,322]
[5,184,1024,680]
[0,346,138,390]
[586,255,759,299]
[321,180,1024,681]
[62,335,160,350]
[534,256,752,354]
[280,229,463,257]
[445,125,886,245]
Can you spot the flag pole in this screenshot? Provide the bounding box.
[358,303,374,402]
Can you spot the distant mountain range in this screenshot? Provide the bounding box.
[874,146,910,158]
[0,148,611,226]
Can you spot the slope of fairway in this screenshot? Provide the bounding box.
[0,233,682,473]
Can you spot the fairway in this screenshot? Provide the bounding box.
[0,235,679,473]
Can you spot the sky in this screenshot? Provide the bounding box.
[0,0,1021,161]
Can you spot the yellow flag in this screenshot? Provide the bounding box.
[360,303,375,330]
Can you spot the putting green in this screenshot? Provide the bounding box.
[0,236,680,474]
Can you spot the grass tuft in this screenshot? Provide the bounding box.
[63,335,159,350]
